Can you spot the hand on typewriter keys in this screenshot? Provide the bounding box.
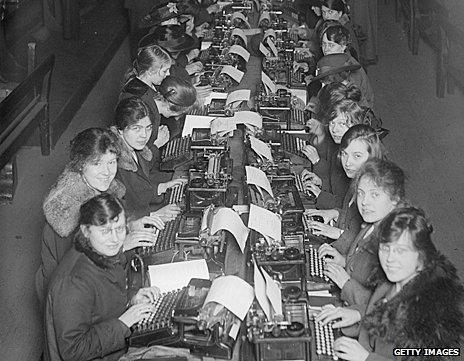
[154,203,182,222]
[318,243,345,267]
[324,263,350,289]
[305,209,339,224]
[301,145,320,165]
[315,305,361,328]
[301,169,322,186]
[118,302,156,328]
[333,337,369,361]
[131,286,161,305]
[158,178,188,195]
[129,215,165,231]
[154,125,170,149]
[308,220,343,240]
[186,61,204,76]
[123,229,159,251]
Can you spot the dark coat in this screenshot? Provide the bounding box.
[358,255,464,360]
[110,127,167,217]
[333,182,363,244]
[36,169,125,302]
[314,141,350,209]
[44,234,131,361]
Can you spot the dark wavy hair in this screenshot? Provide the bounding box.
[114,97,151,130]
[79,193,125,227]
[322,0,347,13]
[156,75,197,113]
[377,207,437,269]
[321,22,350,46]
[340,124,386,161]
[69,128,120,172]
[355,159,406,203]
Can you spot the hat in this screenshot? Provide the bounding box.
[311,53,361,82]
[139,25,196,53]
[140,2,180,29]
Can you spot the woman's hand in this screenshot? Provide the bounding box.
[153,125,170,148]
[315,306,361,328]
[304,183,321,198]
[301,145,320,164]
[308,221,343,239]
[118,303,156,328]
[293,61,309,73]
[131,286,161,305]
[129,215,165,231]
[152,204,182,222]
[318,243,345,267]
[304,208,339,224]
[187,48,200,62]
[123,230,158,251]
[324,262,350,289]
[333,337,369,361]
[186,61,203,75]
[300,169,322,187]
[158,177,188,195]
[290,96,306,111]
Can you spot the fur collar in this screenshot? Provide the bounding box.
[109,126,153,172]
[74,231,125,270]
[43,167,126,237]
[362,254,464,355]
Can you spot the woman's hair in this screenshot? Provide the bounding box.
[355,159,406,203]
[79,193,125,227]
[321,23,350,46]
[114,97,151,130]
[340,124,386,160]
[317,83,363,126]
[69,128,120,172]
[377,207,438,269]
[125,45,171,81]
[156,75,197,113]
[322,0,347,13]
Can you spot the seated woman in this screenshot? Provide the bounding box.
[318,159,406,313]
[36,128,163,302]
[301,83,365,209]
[111,95,190,217]
[317,207,464,360]
[45,193,161,361]
[306,124,386,243]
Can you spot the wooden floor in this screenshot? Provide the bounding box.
[1,2,464,360]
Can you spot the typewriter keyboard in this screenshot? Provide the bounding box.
[167,182,186,204]
[161,136,192,162]
[189,105,209,116]
[139,215,182,256]
[290,109,306,125]
[313,320,338,360]
[305,244,329,282]
[281,133,306,157]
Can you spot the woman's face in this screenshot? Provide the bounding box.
[357,176,398,223]
[328,112,350,143]
[82,151,118,192]
[321,6,342,21]
[150,64,171,86]
[83,213,127,257]
[340,139,370,178]
[321,33,347,56]
[306,118,322,133]
[379,232,422,287]
[121,116,153,151]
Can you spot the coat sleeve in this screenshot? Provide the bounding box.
[331,227,358,256]
[340,278,372,316]
[51,275,130,361]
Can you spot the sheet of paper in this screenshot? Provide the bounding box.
[228,44,250,62]
[231,28,248,46]
[245,166,273,198]
[259,11,270,25]
[203,91,228,106]
[249,136,273,162]
[263,29,276,41]
[262,71,277,94]
[290,88,307,104]
[307,290,332,297]
[259,42,271,57]
[221,65,244,83]
[204,275,254,320]
[210,116,237,135]
[148,259,209,293]
[262,267,283,316]
[201,41,212,51]
[232,204,249,215]
[266,37,279,57]
[248,204,281,243]
[231,12,250,28]
[210,207,249,253]
[254,263,272,321]
[232,111,262,128]
[182,114,215,137]
[228,320,241,340]
[225,89,251,105]
[242,28,262,36]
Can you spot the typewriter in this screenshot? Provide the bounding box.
[138,215,183,259]
[165,182,187,208]
[294,172,318,207]
[247,300,312,361]
[198,68,238,92]
[304,244,334,291]
[309,318,340,361]
[160,135,193,171]
[128,278,212,348]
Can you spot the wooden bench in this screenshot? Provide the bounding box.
[0,54,54,201]
[395,0,449,97]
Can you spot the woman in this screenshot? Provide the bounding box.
[306,124,386,243]
[318,159,406,313]
[317,207,464,360]
[45,194,161,361]
[111,95,190,217]
[301,83,365,209]
[36,128,163,302]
